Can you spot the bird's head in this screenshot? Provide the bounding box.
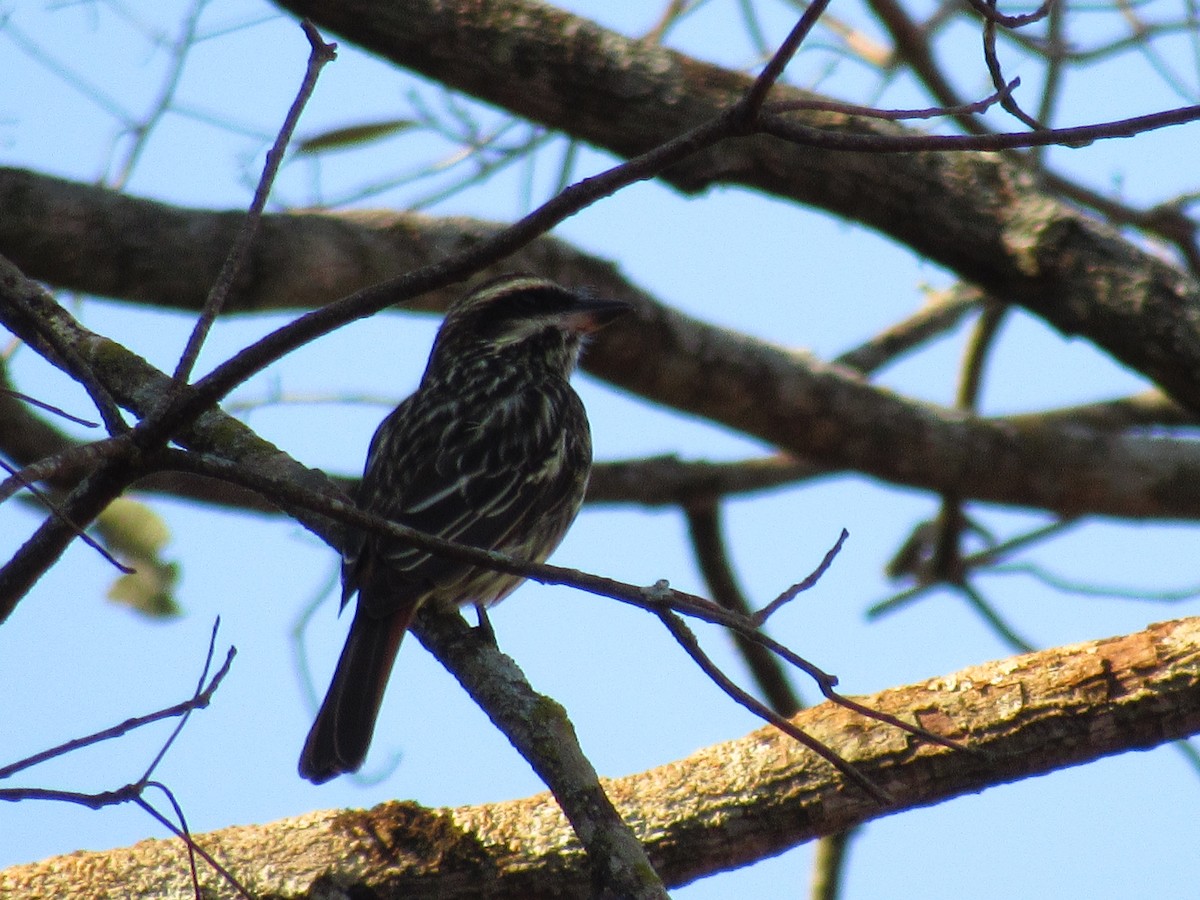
[427,273,630,378]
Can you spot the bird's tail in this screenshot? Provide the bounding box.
[299,604,412,783]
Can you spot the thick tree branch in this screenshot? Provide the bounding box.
[268,0,1200,415]
[6,180,1200,521]
[4,615,1197,898]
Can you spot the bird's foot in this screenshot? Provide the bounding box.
[473,602,497,647]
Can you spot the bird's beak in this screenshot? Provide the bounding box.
[567,296,633,333]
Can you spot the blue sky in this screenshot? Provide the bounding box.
[2,2,1199,897]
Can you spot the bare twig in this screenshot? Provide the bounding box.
[963,0,1054,29]
[170,20,337,388]
[761,101,1200,152]
[0,387,99,427]
[140,620,224,783]
[134,785,204,900]
[0,282,127,435]
[764,79,1019,122]
[742,0,836,113]
[685,503,801,715]
[753,529,850,626]
[134,785,254,900]
[980,0,1043,129]
[0,452,134,573]
[684,503,864,900]
[0,633,235,781]
[656,608,893,804]
[683,506,859,899]
[0,624,245,895]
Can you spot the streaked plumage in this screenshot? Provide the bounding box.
[299,274,628,783]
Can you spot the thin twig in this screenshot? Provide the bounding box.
[140,619,224,783]
[0,387,99,427]
[760,101,1200,152]
[169,20,337,388]
[657,608,892,803]
[0,453,134,573]
[0,635,235,780]
[0,627,245,893]
[2,287,127,435]
[684,504,859,899]
[685,503,801,714]
[753,528,849,626]
[134,786,254,900]
[963,0,1054,29]
[742,0,837,113]
[764,78,1019,121]
[980,0,1043,129]
[136,784,204,900]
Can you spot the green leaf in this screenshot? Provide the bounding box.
[295,119,417,155]
[107,561,181,618]
[95,497,181,618]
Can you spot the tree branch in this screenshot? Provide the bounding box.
[6,183,1200,521]
[270,0,1200,413]
[4,614,1197,897]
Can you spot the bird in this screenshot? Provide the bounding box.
[299,273,630,783]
